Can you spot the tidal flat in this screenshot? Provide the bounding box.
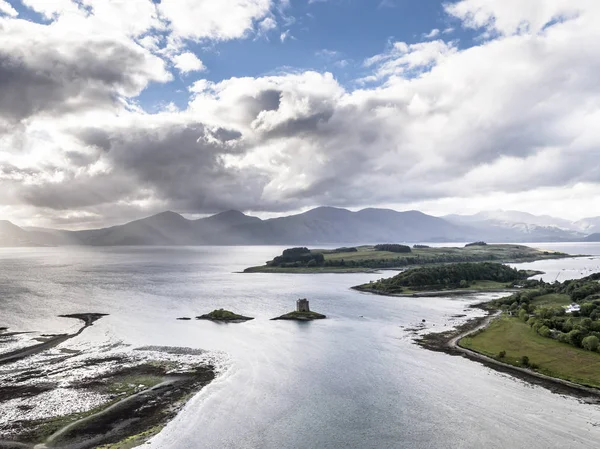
[0,315,225,449]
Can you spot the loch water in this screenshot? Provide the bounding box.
[1,243,600,449]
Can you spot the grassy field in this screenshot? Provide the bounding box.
[245,244,573,273]
[243,266,376,273]
[531,293,572,308]
[460,317,600,387]
[396,280,512,295]
[321,244,564,263]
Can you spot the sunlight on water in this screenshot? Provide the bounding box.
[1,244,600,448]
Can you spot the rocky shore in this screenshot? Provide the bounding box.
[0,315,222,449]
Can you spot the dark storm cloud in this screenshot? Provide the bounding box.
[19,171,138,210]
[67,123,270,212]
[77,129,112,151]
[0,23,169,124]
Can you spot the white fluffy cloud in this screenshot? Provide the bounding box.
[446,0,587,35]
[0,0,17,16]
[158,0,272,41]
[172,52,206,74]
[2,0,600,227]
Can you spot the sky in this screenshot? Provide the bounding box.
[1,0,600,229]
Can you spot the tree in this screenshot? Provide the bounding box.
[518,309,529,322]
[580,303,597,317]
[538,325,551,338]
[582,335,599,351]
[567,329,586,347]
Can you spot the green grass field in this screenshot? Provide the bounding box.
[396,280,511,295]
[321,244,563,263]
[243,266,376,273]
[246,244,572,273]
[460,317,600,387]
[530,293,572,308]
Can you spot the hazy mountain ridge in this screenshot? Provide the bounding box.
[444,210,590,242]
[2,208,600,246]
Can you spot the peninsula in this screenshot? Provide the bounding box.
[417,271,600,395]
[244,243,573,274]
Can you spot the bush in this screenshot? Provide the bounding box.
[270,247,325,268]
[374,244,412,253]
[582,335,599,351]
[498,350,506,359]
[538,325,551,338]
[465,241,487,247]
[567,329,586,347]
[521,356,530,367]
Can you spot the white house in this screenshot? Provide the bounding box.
[565,303,581,314]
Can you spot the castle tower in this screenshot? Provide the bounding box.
[296,298,310,313]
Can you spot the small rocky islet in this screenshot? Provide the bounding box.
[196,309,254,323]
[271,299,327,321]
[182,300,328,323]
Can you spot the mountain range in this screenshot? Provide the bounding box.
[2,207,600,247]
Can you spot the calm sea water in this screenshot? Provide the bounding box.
[2,243,600,448]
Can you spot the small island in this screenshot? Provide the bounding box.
[244,243,575,274]
[354,262,542,296]
[272,299,327,321]
[196,309,254,323]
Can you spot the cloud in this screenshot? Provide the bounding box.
[423,28,440,39]
[445,0,584,35]
[259,16,277,33]
[362,40,457,82]
[280,29,293,42]
[158,0,272,42]
[0,1,17,17]
[0,17,171,124]
[172,52,206,74]
[316,49,340,59]
[3,0,600,227]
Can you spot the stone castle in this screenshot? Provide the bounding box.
[296,298,310,312]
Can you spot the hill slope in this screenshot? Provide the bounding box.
[3,208,600,246]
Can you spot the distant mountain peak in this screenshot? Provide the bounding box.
[143,211,188,224]
[0,220,23,230]
[201,209,262,226]
[214,210,246,217]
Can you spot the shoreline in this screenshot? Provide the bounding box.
[0,314,107,366]
[243,249,584,274]
[0,316,217,449]
[352,286,520,298]
[417,304,600,403]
